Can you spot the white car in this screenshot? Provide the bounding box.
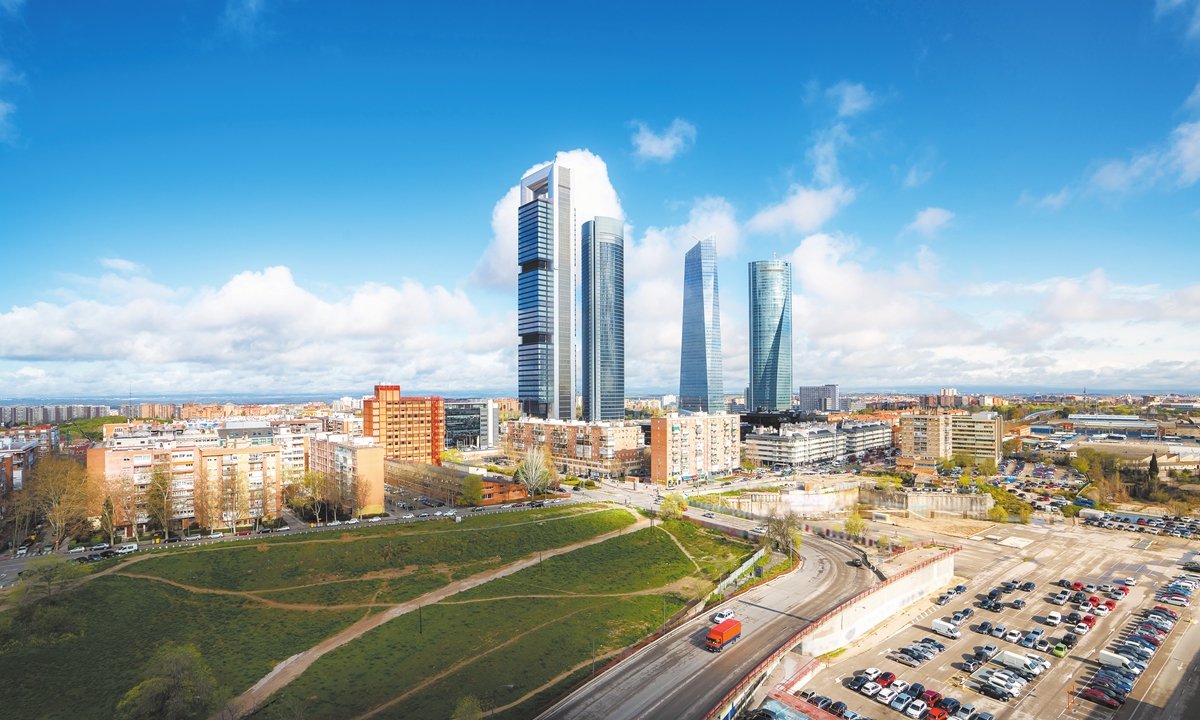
[1005,629,1022,643]
[751,526,766,534]
[1094,605,1110,617]
[402,513,415,519]
[277,525,290,532]
[368,517,381,522]
[345,518,360,524]
[328,520,343,526]
[184,534,202,541]
[875,688,899,705]
[891,681,909,694]
[444,510,457,516]
[860,682,882,697]
[713,609,735,623]
[69,546,85,554]
[434,511,444,517]
[1046,612,1061,626]
[1073,623,1090,635]
[905,700,928,718]
[862,667,882,681]
[209,532,224,538]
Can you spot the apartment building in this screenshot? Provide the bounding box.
[900,414,954,460]
[505,418,645,478]
[308,433,385,516]
[950,412,1003,462]
[744,420,892,467]
[899,411,1003,467]
[363,385,445,465]
[650,412,740,483]
[0,425,60,458]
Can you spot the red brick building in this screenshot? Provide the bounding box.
[363,385,445,465]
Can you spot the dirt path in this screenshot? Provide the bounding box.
[217,507,648,719]
[656,524,702,573]
[112,572,388,611]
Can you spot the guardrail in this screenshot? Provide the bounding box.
[702,544,962,720]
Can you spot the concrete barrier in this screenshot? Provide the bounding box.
[860,489,994,519]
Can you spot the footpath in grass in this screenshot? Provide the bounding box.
[659,518,755,580]
[0,575,364,720]
[131,507,635,595]
[450,526,695,601]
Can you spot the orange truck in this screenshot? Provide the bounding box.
[706,619,742,652]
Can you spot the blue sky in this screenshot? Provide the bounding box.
[2,0,1200,398]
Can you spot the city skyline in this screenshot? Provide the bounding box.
[3,3,1200,397]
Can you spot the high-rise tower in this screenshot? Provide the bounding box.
[748,259,793,411]
[517,162,574,419]
[581,216,625,421]
[679,236,723,412]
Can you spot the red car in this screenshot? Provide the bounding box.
[878,672,896,687]
[1081,615,1097,627]
[1104,600,1117,611]
[921,690,942,706]
[1080,688,1120,708]
[1072,581,1084,591]
[1088,595,1101,606]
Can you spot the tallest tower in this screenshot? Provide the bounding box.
[679,235,723,412]
[518,162,574,419]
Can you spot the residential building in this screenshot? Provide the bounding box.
[743,420,892,467]
[362,385,445,465]
[445,399,501,450]
[384,460,527,506]
[0,425,60,458]
[797,385,840,413]
[517,160,575,420]
[899,414,954,460]
[898,411,1003,465]
[308,433,385,516]
[747,259,792,411]
[679,235,724,413]
[0,438,38,503]
[505,418,645,478]
[841,420,893,456]
[197,445,284,528]
[950,412,1004,462]
[650,412,741,483]
[581,216,625,422]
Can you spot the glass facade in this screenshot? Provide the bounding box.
[581,217,625,421]
[748,259,793,411]
[444,400,499,449]
[517,163,573,419]
[679,235,723,412]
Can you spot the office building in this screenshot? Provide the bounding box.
[581,216,625,421]
[505,418,645,478]
[308,433,385,516]
[748,259,793,411]
[797,384,839,413]
[445,399,501,450]
[362,385,445,466]
[679,235,724,413]
[650,412,741,483]
[517,161,574,420]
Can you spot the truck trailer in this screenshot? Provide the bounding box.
[706,619,742,652]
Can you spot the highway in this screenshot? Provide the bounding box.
[537,531,875,720]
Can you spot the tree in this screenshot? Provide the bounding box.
[116,473,141,542]
[457,475,484,506]
[8,487,37,558]
[441,448,464,466]
[30,454,91,548]
[659,492,687,520]
[956,476,972,489]
[987,506,1009,523]
[146,467,175,539]
[513,447,550,499]
[844,513,866,540]
[115,645,221,720]
[766,510,802,557]
[18,556,86,602]
[451,696,483,720]
[875,475,899,492]
[99,495,119,548]
[876,535,891,552]
[979,458,998,477]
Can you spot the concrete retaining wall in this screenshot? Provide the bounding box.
[796,552,954,656]
[860,489,994,519]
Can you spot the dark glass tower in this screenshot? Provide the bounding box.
[748,259,793,411]
[581,216,625,421]
[679,236,723,412]
[517,162,573,419]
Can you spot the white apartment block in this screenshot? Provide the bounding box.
[650,412,740,482]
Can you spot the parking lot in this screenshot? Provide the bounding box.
[780,517,1200,720]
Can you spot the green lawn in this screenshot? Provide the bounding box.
[449,527,696,601]
[660,519,754,580]
[131,508,635,592]
[0,576,364,720]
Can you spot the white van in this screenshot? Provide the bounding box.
[1046,611,1061,626]
[116,542,139,555]
[932,619,961,639]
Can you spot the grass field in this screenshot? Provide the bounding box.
[660,519,755,579]
[131,508,635,593]
[449,527,695,600]
[0,576,364,720]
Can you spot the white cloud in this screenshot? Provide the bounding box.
[100,257,145,274]
[469,149,624,290]
[1090,120,1200,191]
[1034,188,1071,210]
[1156,0,1200,37]
[0,99,14,145]
[903,207,954,237]
[630,119,697,162]
[0,0,25,16]
[746,185,855,235]
[826,82,875,117]
[222,0,267,41]
[0,61,24,85]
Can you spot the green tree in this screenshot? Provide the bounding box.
[843,513,866,540]
[979,458,998,477]
[659,492,687,520]
[876,535,891,552]
[957,475,972,489]
[987,506,1009,523]
[740,457,755,471]
[30,454,91,547]
[18,556,86,602]
[766,510,803,557]
[441,448,464,466]
[451,695,483,720]
[457,475,484,506]
[115,645,221,720]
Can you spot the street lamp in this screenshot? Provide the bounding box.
[487,683,515,717]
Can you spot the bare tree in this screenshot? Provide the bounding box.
[766,510,802,557]
[514,447,550,499]
[99,493,119,548]
[115,473,141,542]
[7,487,36,557]
[145,468,175,540]
[31,454,90,548]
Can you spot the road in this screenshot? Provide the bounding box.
[537,533,874,720]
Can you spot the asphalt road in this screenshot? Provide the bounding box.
[537,533,875,720]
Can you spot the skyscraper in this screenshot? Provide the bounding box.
[748,259,793,411]
[581,216,625,421]
[517,162,574,419]
[679,235,723,412]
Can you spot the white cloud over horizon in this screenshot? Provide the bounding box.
[826,82,876,117]
[903,207,955,236]
[630,119,697,162]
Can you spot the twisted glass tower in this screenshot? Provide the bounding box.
[581,217,625,422]
[517,162,574,419]
[748,259,792,411]
[679,235,723,412]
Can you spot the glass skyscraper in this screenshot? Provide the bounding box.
[679,235,723,412]
[517,162,574,420]
[581,216,625,422]
[748,259,793,411]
